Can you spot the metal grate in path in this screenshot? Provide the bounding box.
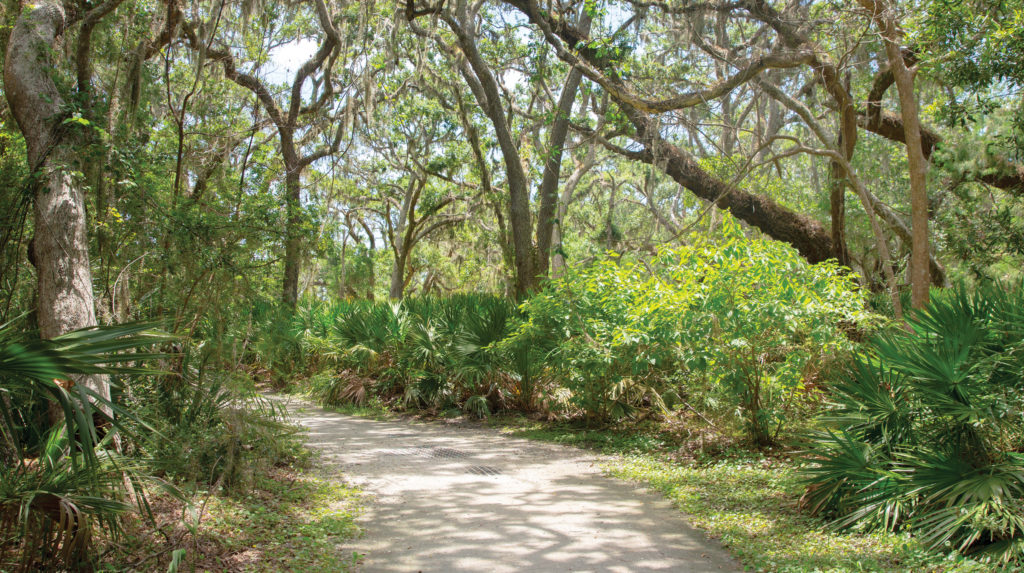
[380,446,471,459]
[429,447,469,459]
[467,465,502,476]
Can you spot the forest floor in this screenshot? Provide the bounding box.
[94,454,363,572]
[278,395,740,573]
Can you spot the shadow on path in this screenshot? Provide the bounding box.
[281,398,740,573]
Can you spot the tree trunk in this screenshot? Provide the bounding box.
[5,0,110,412]
[860,0,930,308]
[550,146,596,276]
[829,163,849,266]
[535,12,592,280]
[844,161,905,321]
[282,168,302,308]
[490,104,535,299]
[534,62,585,279]
[446,4,537,298]
[389,251,408,300]
[32,148,102,342]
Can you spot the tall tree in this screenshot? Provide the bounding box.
[4,0,123,411]
[406,0,591,297]
[858,0,931,307]
[181,0,345,308]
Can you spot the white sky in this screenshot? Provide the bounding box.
[265,38,321,84]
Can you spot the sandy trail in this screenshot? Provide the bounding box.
[280,397,740,573]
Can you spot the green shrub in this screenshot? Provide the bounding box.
[802,281,1024,566]
[269,294,519,415]
[129,369,300,490]
[306,370,374,407]
[510,216,869,437]
[248,301,305,386]
[1,430,136,571]
[0,322,175,569]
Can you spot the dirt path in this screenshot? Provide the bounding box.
[280,397,740,573]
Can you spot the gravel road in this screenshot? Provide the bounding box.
[280,397,740,573]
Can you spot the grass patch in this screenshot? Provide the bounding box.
[492,416,679,455]
[98,452,363,572]
[608,456,988,572]
[321,399,393,420]
[194,467,363,571]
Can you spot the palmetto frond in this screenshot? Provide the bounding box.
[0,321,176,569]
[802,282,1024,564]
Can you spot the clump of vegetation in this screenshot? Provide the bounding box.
[510,217,870,442]
[127,371,300,490]
[0,320,330,569]
[609,454,989,573]
[101,463,363,572]
[272,219,870,447]
[0,322,175,570]
[803,281,1024,566]
[262,294,522,416]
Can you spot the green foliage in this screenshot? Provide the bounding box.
[270,295,521,415]
[180,467,362,571]
[931,139,1024,281]
[0,320,303,567]
[802,281,1024,565]
[0,430,136,571]
[250,301,308,385]
[609,454,987,572]
[0,131,30,321]
[916,0,1024,92]
[0,321,176,570]
[128,369,300,490]
[511,216,868,438]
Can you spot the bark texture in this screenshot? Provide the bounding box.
[5,0,109,403]
[282,170,303,307]
[534,12,592,280]
[829,79,857,268]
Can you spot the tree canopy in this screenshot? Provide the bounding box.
[1,0,1020,322]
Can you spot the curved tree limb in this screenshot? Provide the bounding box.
[502,0,836,263]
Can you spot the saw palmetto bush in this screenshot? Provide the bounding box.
[402,295,519,415]
[335,301,409,373]
[802,282,1024,565]
[0,430,137,571]
[288,294,519,415]
[450,299,518,415]
[401,318,455,408]
[0,321,174,570]
[248,300,306,385]
[285,300,411,403]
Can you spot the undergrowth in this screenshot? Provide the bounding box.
[608,456,988,573]
[96,448,363,572]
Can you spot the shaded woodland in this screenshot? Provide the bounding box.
[1,0,1023,569]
